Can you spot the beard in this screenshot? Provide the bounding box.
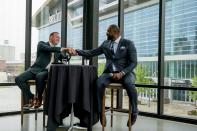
[107,35,114,41]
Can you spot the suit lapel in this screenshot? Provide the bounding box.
[46,42,52,63]
[115,38,123,58]
[106,40,114,58]
[47,42,50,46]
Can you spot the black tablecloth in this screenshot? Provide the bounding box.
[45,64,99,131]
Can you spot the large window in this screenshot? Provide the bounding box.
[1,0,196,124]
[32,0,62,63]
[0,0,26,112]
[98,0,118,107]
[164,0,197,119]
[67,0,84,64]
[124,0,159,112]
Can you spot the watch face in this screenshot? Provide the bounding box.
[62,51,68,57]
[62,52,71,63]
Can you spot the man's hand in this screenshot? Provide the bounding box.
[68,48,78,56]
[112,72,124,81]
[62,48,78,56]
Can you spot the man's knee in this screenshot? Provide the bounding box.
[96,79,108,89]
[96,80,104,89]
[36,74,47,82]
[123,79,132,86]
[97,75,111,87]
[15,75,22,84]
[123,80,136,91]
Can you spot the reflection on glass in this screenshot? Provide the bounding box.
[164,0,197,119]
[164,0,197,81]
[124,0,159,85]
[67,0,84,64]
[123,87,158,113]
[0,86,21,112]
[0,0,26,113]
[32,0,62,63]
[98,0,118,72]
[164,89,197,119]
[0,0,26,83]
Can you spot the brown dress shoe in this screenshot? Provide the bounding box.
[29,97,37,108]
[34,97,42,109]
[127,114,137,126]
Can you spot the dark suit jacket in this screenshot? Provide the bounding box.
[29,41,65,74]
[76,38,137,75]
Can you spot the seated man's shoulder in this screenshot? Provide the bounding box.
[38,41,48,46]
[39,41,47,44]
[103,40,110,43]
[102,40,111,46]
[123,38,133,44]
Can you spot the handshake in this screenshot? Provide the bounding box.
[62,48,78,56]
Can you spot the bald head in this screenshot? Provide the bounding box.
[106,24,120,41]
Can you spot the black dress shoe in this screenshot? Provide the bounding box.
[99,114,106,127]
[127,114,137,126]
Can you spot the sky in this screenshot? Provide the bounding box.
[0,0,45,61]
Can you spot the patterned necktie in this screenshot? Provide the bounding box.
[110,41,115,56]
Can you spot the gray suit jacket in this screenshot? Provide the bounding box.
[29,41,65,74]
[76,38,137,75]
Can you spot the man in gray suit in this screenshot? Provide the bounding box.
[73,25,138,126]
[15,32,71,108]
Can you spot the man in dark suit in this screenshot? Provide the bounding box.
[15,32,71,108]
[72,24,138,126]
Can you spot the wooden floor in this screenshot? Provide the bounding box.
[0,112,197,131]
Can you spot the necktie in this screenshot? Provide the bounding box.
[110,42,115,55]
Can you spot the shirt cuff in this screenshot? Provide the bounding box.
[60,48,64,52]
[121,71,126,76]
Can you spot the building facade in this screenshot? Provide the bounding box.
[33,0,197,102]
[0,40,15,61]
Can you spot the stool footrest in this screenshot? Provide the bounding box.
[102,83,132,131]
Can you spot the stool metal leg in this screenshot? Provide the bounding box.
[111,89,114,127]
[102,88,106,131]
[128,100,131,131]
[43,88,46,127]
[43,110,45,127]
[21,92,24,125]
[35,91,38,121]
[35,109,38,120]
[68,103,74,131]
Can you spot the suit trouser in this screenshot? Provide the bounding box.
[96,73,138,115]
[15,69,48,100]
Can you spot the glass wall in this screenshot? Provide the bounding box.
[136,87,158,113]
[164,89,197,119]
[1,0,196,122]
[124,0,159,85]
[98,0,118,107]
[67,0,84,64]
[32,0,62,63]
[123,0,159,112]
[30,0,62,110]
[0,0,26,112]
[164,0,197,119]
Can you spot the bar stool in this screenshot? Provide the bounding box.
[102,83,132,131]
[21,80,47,127]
